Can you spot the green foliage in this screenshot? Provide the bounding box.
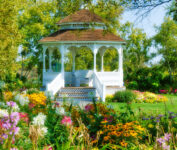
[127,81,138,90]
[119,22,152,77]
[0,0,24,79]
[113,90,136,103]
[18,0,60,77]
[154,17,177,83]
[75,47,94,70]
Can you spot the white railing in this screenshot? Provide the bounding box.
[93,72,106,102]
[46,73,63,95]
[97,72,123,86]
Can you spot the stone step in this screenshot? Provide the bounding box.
[57,96,94,101]
[58,92,91,97]
[57,87,97,102]
[60,87,96,93]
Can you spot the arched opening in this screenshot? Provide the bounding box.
[104,47,119,71]
[52,48,61,72]
[45,48,49,71]
[44,48,61,72]
[97,47,119,72]
[75,46,94,70]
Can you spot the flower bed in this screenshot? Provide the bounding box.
[0,90,176,150]
[133,91,168,103]
[106,90,168,103]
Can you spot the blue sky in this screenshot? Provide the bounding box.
[121,4,169,64]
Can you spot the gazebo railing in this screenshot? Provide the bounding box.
[93,72,105,102]
[46,73,63,95]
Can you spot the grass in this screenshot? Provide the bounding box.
[109,94,177,114]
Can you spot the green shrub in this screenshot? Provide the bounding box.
[113,90,136,103]
[127,81,138,90]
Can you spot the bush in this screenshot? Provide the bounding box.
[105,94,114,102]
[127,81,138,90]
[113,90,136,103]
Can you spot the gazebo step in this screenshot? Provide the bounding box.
[57,87,97,102]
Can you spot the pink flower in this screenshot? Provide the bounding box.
[43,145,53,150]
[61,116,72,126]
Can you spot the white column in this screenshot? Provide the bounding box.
[49,49,53,72]
[93,45,98,72]
[42,46,47,73]
[101,55,104,72]
[60,45,65,87]
[118,47,123,73]
[118,47,123,86]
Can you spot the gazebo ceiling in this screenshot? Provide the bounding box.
[57,9,103,24]
[39,29,124,43]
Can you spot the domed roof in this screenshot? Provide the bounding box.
[57,9,103,24]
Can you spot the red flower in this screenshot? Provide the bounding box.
[28,103,35,109]
[19,112,29,123]
[85,104,94,112]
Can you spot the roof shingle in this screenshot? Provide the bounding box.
[58,9,103,24]
[39,29,124,42]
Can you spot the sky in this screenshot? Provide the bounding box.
[121,4,169,64]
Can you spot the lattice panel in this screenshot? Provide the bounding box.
[57,87,96,101]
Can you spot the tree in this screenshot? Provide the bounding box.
[154,17,177,82]
[18,0,60,78]
[0,0,25,79]
[121,0,176,20]
[119,22,152,77]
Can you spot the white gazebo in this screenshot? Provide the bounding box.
[39,9,125,102]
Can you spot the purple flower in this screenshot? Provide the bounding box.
[157,138,165,145]
[142,117,149,120]
[158,114,164,118]
[150,116,155,119]
[7,101,16,107]
[164,133,171,142]
[168,111,174,114]
[169,115,176,119]
[156,119,160,123]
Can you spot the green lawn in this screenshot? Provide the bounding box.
[109,94,177,114]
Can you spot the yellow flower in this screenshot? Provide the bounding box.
[148,124,154,128]
[92,148,99,150]
[4,91,13,101]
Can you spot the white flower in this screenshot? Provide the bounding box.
[32,113,46,126]
[40,126,48,136]
[55,107,65,115]
[12,104,20,112]
[0,109,8,117]
[15,94,29,106]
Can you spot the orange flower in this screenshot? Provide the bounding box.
[120,140,128,147]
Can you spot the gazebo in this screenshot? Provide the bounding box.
[39,9,125,102]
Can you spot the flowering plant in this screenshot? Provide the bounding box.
[133,91,168,103]
[97,121,145,148]
[27,92,46,106]
[0,102,20,149]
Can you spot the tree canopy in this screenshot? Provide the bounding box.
[0,0,25,79]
